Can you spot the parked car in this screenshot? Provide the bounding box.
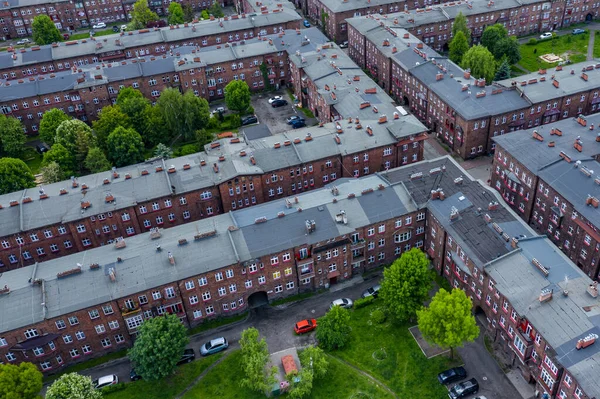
[211,106,226,115]
[286,115,305,124]
[540,32,553,39]
[294,319,317,334]
[62,33,70,40]
[361,284,381,298]
[176,348,196,365]
[330,298,353,309]
[129,368,142,381]
[291,119,306,129]
[339,41,348,48]
[121,24,128,31]
[35,143,49,154]
[572,28,586,35]
[93,22,107,29]
[200,337,229,356]
[241,115,258,125]
[112,25,120,32]
[271,99,288,108]
[303,20,311,27]
[16,38,30,45]
[268,96,283,104]
[93,374,118,389]
[437,366,467,385]
[448,378,479,399]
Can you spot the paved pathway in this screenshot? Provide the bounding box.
[588,29,596,60]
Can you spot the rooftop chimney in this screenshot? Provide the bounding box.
[539,288,553,303]
[108,267,117,282]
[576,333,598,350]
[335,210,348,224]
[168,251,175,265]
[305,219,316,234]
[587,281,598,298]
[449,206,459,221]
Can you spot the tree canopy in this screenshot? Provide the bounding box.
[117,88,151,135]
[0,158,35,195]
[448,31,469,65]
[32,15,62,45]
[480,24,521,65]
[128,314,189,380]
[494,58,512,81]
[45,373,101,399]
[379,248,432,322]
[461,45,497,84]
[417,288,479,358]
[208,2,224,17]
[0,115,26,158]
[315,305,351,350]
[183,4,195,22]
[55,119,95,157]
[129,0,159,30]
[299,345,328,379]
[42,143,76,179]
[0,362,43,399]
[239,328,276,393]
[225,80,251,113]
[39,109,70,146]
[40,161,64,184]
[84,147,112,173]
[167,2,185,25]
[106,126,146,167]
[142,105,168,147]
[451,12,470,43]
[92,105,131,149]
[157,89,209,141]
[154,143,173,159]
[480,24,508,52]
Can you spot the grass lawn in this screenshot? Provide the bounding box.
[519,33,589,72]
[332,302,461,399]
[104,353,223,399]
[70,28,116,41]
[181,350,395,399]
[594,31,600,58]
[21,147,43,175]
[187,312,247,336]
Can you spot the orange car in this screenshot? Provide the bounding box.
[294,319,317,334]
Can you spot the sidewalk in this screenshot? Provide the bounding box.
[506,369,536,399]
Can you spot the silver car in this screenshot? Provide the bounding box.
[330,298,353,309]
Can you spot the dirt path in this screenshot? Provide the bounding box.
[174,352,233,399]
[588,29,596,60]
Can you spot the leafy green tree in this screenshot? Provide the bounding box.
[31,15,62,45]
[55,119,95,156]
[168,2,185,24]
[45,373,101,399]
[142,105,167,147]
[208,1,224,17]
[84,147,112,173]
[128,314,189,381]
[0,362,43,399]
[417,288,479,359]
[452,12,470,43]
[287,369,313,399]
[92,105,131,149]
[224,80,251,113]
[106,126,145,167]
[201,9,209,20]
[0,115,26,158]
[315,306,351,350]
[494,58,511,81]
[129,0,159,30]
[40,161,63,184]
[299,346,328,379]
[182,90,210,139]
[39,109,70,146]
[480,23,508,54]
[42,143,75,179]
[461,45,497,84]
[154,143,173,159]
[449,31,469,65]
[116,87,144,104]
[117,89,150,133]
[183,4,195,22]
[157,89,209,141]
[239,328,277,393]
[493,37,521,65]
[195,129,214,149]
[380,248,432,322]
[0,158,35,194]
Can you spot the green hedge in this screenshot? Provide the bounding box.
[353,296,375,309]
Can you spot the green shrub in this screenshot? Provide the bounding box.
[225,114,241,129]
[370,308,386,324]
[207,117,220,130]
[245,105,255,116]
[527,38,537,45]
[177,144,198,156]
[353,296,375,309]
[101,382,127,394]
[201,10,209,19]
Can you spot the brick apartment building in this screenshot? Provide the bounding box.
[491,113,600,279]
[347,15,600,159]
[2,156,600,399]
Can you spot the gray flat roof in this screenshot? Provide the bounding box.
[492,114,600,173]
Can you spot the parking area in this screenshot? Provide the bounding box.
[251,91,300,135]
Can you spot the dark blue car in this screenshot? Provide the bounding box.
[303,20,310,28]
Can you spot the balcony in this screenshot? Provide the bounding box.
[351,239,366,249]
[120,303,140,316]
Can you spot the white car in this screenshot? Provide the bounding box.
[121,24,128,31]
[540,32,553,40]
[268,96,283,104]
[93,374,118,389]
[16,38,30,45]
[92,22,107,29]
[330,298,354,309]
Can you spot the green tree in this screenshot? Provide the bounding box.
[208,1,224,17]
[92,105,131,149]
[129,0,159,30]
[452,12,470,43]
[157,89,209,141]
[142,105,167,147]
[154,143,173,159]
[448,31,469,65]
[239,328,277,393]
[461,45,497,84]
[84,147,112,173]
[299,346,328,379]
[183,4,195,22]
[106,126,145,167]
[42,143,75,179]
[417,288,479,359]
[0,158,35,194]
[287,369,313,399]
[182,90,210,139]
[493,37,521,65]
[315,306,351,351]
[224,80,251,114]
[201,9,209,20]
[39,109,70,146]
[195,129,214,149]
[0,115,26,158]
[380,248,432,322]
[480,23,508,54]
[128,314,189,381]
[116,86,144,104]
[494,58,511,81]
[45,373,101,399]
[0,362,43,399]
[40,161,63,184]
[167,2,185,24]
[31,15,62,45]
[55,119,95,156]
[117,89,150,133]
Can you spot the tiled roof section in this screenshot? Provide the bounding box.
[492,113,600,173]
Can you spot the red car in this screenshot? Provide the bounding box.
[294,319,317,334]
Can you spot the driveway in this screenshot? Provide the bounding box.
[251,91,301,135]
